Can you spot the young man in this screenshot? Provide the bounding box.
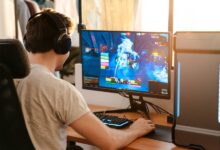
[16,9,155,150]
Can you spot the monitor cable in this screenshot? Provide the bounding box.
[118,91,173,120]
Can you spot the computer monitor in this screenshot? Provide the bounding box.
[81,30,171,99]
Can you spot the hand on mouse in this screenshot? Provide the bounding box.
[129,118,155,137]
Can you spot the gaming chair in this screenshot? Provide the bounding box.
[0,39,35,150]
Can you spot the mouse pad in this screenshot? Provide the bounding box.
[144,124,172,143]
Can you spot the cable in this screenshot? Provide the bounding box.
[118,90,129,98]
[117,92,173,118]
[144,101,173,116]
[95,92,172,122]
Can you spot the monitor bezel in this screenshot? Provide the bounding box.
[80,29,171,99]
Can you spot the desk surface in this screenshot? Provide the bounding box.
[67,104,187,150]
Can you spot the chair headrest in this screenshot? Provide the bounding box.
[0,39,30,78]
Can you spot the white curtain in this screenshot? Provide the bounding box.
[0,0,16,38]
[134,0,169,32]
[82,0,102,29]
[81,0,169,32]
[82,0,136,30]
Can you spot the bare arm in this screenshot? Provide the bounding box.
[69,112,155,150]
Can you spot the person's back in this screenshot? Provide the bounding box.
[17,9,155,150]
[17,64,89,150]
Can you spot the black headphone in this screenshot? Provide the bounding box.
[24,12,72,54]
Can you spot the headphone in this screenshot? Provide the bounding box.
[24,12,72,54]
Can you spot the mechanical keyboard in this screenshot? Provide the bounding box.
[94,112,133,129]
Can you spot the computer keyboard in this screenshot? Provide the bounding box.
[94,112,133,129]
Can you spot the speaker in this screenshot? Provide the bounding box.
[24,12,72,54]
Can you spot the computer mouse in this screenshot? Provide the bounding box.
[147,129,156,136]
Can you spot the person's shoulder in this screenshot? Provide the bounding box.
[30,64,78,90]
[53,76,74,88]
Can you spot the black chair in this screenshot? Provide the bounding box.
[0,39,83,150]
[0,39,35,150]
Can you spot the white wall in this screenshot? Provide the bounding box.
[0,0,16,38]
[75,63,174,114]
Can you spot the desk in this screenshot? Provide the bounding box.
[67,105,187,150]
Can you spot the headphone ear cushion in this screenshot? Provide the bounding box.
[54,33,72,54]
[23,34,30,52]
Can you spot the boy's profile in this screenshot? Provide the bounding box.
[16,9,155,150]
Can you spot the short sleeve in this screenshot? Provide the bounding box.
[54,82,90,125]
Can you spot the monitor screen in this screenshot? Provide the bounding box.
[81,30,171,99]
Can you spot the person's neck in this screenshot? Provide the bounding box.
[28,51,57,72]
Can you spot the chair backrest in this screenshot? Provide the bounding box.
[0,39,35,150]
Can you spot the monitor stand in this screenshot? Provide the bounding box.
[96,94,151,119]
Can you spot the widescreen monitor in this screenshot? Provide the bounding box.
[81,30,171,99]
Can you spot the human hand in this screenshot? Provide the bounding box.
[129,118,155,137]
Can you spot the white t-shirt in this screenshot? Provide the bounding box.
[16,64,90,150]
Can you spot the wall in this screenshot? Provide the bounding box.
[75,63,174,114]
